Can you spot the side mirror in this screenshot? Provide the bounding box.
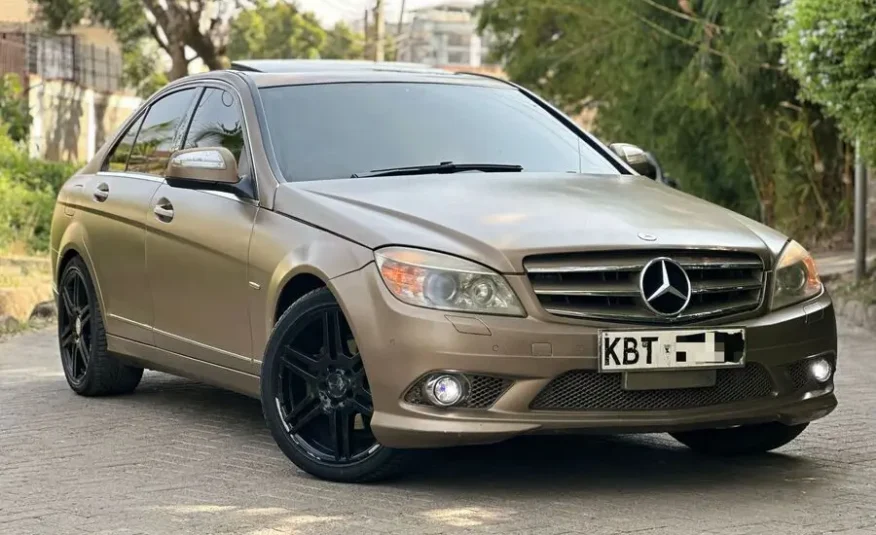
[165,147,240,186]
[609,143,659,180]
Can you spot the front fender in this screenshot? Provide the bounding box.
[248,209,373,360]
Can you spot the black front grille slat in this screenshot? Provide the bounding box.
[525,250,765,323]
[404,374,511,409]
[530,364,774,411]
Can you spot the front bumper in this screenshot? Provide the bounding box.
[332,265,838,449]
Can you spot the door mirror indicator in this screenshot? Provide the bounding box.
[165,147,240,186]
[609,143,659,180]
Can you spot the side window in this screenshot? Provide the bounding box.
[103,114,144,172]
[184,88,245,164]
[127,89,197,175]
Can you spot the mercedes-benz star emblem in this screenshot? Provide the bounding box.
[639,257,692,316]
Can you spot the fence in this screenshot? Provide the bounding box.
[0,33,27,85]
[0,31,122,92]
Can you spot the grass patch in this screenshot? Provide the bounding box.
[0,258,52,289]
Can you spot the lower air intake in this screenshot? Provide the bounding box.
[530,364,773,411]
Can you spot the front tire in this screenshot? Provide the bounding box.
[671,422,809,455]
[261,288,409,482]
[58,257,143,396]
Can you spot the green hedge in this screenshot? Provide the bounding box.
[0,133,79,253]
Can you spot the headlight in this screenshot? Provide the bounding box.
[771,240,822,310]
[374,247,525,316]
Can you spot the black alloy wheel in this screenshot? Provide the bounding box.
[278,306,376,463]
[262,288,408,482]
[57,257,143,396]
[59,265,92,385]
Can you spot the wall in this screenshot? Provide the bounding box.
[27,75,141,162]
[0,0,32,23]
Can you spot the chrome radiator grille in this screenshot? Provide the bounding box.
[524,250,765,323]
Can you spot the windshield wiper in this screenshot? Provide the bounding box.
[351,161,523,178]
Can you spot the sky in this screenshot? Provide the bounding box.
[296,0,481,26]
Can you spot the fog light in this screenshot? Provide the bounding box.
[423,374,468,407]
[810,358,833,383]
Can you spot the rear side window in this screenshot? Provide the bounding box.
[103,114,144,172]
[127,89,197,175]
[184,88,245,164]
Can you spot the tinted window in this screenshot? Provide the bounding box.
[259,82,617,181]
[184,88,245,164]
[104,114,144,172]
[128,89,196,175]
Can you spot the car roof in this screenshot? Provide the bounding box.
[230,59,449,74]
[228,59,509,89]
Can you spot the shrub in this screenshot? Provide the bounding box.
[0,130,79,253]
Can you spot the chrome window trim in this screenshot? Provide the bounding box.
[99,78,260,205]
[182,80,260,204]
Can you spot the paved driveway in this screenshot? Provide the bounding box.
[2,323,875,535]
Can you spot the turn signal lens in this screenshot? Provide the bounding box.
[771,240,822,310]
[375,247,525,316]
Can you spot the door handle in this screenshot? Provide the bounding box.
[153,201,174,222]
[93,183,109,201]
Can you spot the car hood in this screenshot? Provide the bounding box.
[274,173,787,273]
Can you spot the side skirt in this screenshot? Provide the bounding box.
[107,334,261,398]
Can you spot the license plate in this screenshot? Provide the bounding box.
[599,329,745,372]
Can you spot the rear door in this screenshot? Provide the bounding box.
[77,88,197,345]
[145,84,259,372]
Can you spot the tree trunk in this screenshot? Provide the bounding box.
[168,43,188,80]
[198,51,226,72]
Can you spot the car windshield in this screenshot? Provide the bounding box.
[258,82,618,182]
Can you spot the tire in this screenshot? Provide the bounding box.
[671,422,809,455]
[58,257,143,396]
[261,287,411,482]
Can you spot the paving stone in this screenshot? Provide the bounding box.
[1,322,874,534]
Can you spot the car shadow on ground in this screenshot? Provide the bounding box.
[129,372,823,494]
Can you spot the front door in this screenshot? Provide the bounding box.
[145,85,259,371]
[76,87,197,345]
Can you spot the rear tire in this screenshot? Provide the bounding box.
[261,288,410,482]
[58,257,143,396]
[671,422,809,455]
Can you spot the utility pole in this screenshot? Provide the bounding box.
[374,0,385,62]
[363,9,371,61]
[854,137,868,282]
[396,0,407,61]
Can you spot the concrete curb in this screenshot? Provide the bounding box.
[833,296,876,332]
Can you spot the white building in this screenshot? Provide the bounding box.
[397,2,494,67]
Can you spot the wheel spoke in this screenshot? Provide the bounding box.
[78,338,90,366]
[61,287,76,317]
[322,310,345,359]
[69,343,79,377]
[79,308,91,329]
[288,400,322,434]
[329,410,353,461]
[284,394,318,424]
[351,397,372,416]
[60,324,74,348]
[280,348,318,381]
[72,274,83,309]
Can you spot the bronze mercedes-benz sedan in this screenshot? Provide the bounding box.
[50,60,837,482]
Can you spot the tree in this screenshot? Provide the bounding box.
[32,0,238,83]
[781,0,876,164]
[323,22,365,60]
[228,1,364,61]
[479,0,851,240]
[0,74,32,143]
